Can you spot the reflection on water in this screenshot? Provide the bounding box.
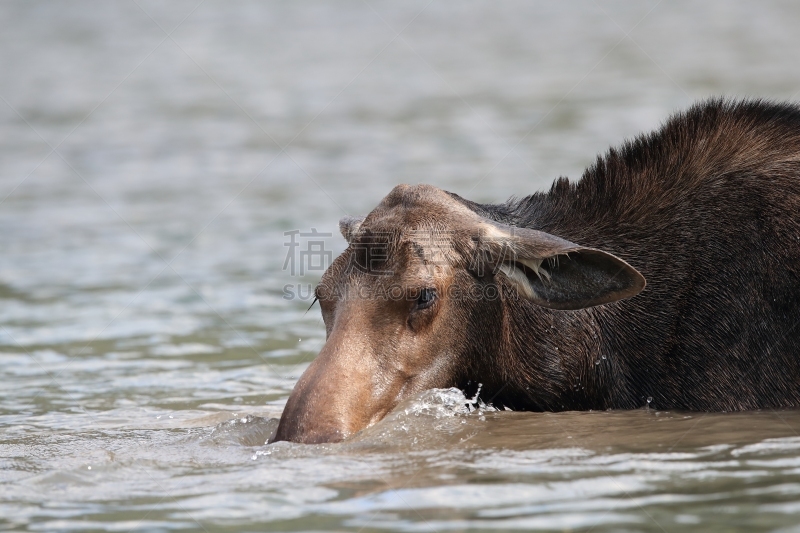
[2,1,800,531]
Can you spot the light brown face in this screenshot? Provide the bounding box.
[272,184,645,444]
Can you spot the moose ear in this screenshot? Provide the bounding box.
[339,215,365,243]
[479,222,645,310]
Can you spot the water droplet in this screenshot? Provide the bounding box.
[601,355,606,360]
[87,466,92,470]
[595,360,600,365]
[647,396,653,403]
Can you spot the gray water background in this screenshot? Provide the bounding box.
[3,1,800,531]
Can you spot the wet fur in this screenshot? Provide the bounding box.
[457,98,800,411]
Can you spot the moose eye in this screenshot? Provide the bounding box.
[415,288,437,310]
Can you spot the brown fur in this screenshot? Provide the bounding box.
[273,99,800,444]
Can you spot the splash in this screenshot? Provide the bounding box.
[348,387,496,448]
[397,386,496,419]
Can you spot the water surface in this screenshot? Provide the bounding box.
[3,1,800,531]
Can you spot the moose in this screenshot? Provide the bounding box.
[273,99,800,444]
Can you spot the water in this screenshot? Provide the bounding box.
[2,1,800,531]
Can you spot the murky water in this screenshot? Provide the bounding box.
[3,1,800,531]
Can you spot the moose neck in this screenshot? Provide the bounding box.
[477,293,626,412]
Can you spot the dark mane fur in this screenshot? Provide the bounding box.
[466,98,800,411]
